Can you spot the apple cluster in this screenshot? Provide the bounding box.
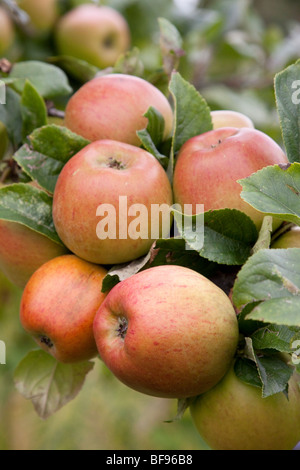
[1,5,300,450]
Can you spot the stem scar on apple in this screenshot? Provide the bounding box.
[117,316,128,340]
[107,158,126,170]
[40,336,54,349]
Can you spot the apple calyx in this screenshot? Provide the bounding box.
[40,335,54,349]
[117,316,128,340]
[103,33,117,49]
[107,157,126,170]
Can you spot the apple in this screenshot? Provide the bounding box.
[93,265,239,399]
[271,226,300,248]
[0,184,69,289]
[16,0,59,34]
[64,73,174,147]
[0,7,15,56]
[55,4,131,70]
[173,127,289,230]
[52,139,173,266]
[211,110,254,130]
[20,254,108,363]
[190,362,300,450]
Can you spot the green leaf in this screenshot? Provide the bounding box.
[158,17,185,76]
[14,350,94,420]
[48,55,99,83]
[247,297,300,327]
[238,337,293,398]
[251,324,300,353]
[0,87,22,148]
[137,106,169,168]
[0,183,62,245]
[239,163,300,226]
[21,80,47,142]
[233,248,300,306]
[168,71,212,180]
[234,357,262,388]
[232,248,300,326]
[274,59,300,163]
[174,208,258,266]
[14,125,90,194]
[10,61,73,99]
[255,354,293,398]
[114,47,145,77]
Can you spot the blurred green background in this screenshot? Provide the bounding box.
[0,0,299,451]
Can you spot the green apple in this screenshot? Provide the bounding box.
[16,0,59,34]
[93,265,239,399]
[190,362,300,450]
[0,7,15,55]
[211,110,255,130]
[271,226,300,248]
[64,73,173,147]
[55,4,131,69]
[20,255,108,363]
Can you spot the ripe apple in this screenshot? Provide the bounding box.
[0,7,15,55]
[93,265,239,399]
[0,209,69,289]
[55,4,131,69]
[20,255,108,363]
[173,127,289,230]
[52,140,173,265]
[64,73,174,147]
[211,110,254,130]
[190,362,300,450]
[16,0,59,34]
[271,226,300,248]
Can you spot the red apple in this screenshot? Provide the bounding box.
[190,362,300,450]
[20,255,108,363]
[0,219,69,289]
[55,4,131,69]
[211,110,254,130]
[173,127,289,229]
[93,265,239,399]
[64,73,173,147]
[52,140,173,265]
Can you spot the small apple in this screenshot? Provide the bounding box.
[93,265,239,399]
[0,184,69,289]
[55,4,131,69]
[190,362,300,450]
[64,73,173,147]
[16,0,59,34]
[0,7,15,56]
[211,110,254,130]
[173,127,289,230]
[271,226,300,248]
[20,255,108,363]
[52,139,173,265]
